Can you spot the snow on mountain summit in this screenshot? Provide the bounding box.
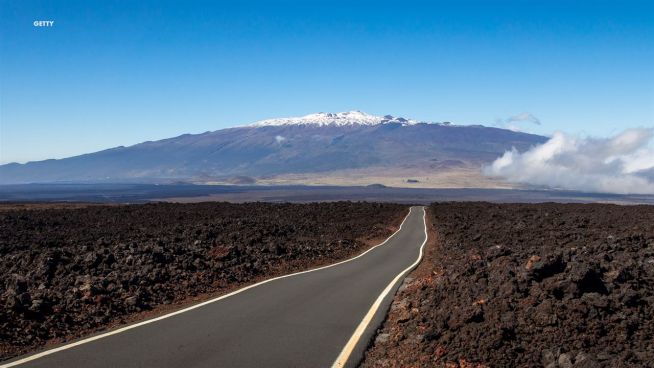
[249,111,419,127]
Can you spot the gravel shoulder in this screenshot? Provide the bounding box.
[362,202,654,368]
[0,201,407,361]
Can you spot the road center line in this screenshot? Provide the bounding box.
[332,206,428,368]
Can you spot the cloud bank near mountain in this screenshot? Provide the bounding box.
[484,128,654,194]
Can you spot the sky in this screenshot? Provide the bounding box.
[1,0,653,164]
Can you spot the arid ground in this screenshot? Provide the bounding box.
[362,202,654,368]
[0,202,407,360]
[3,201,653,367]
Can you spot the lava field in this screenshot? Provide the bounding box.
[363,202,654,368]
[0,201,406,360]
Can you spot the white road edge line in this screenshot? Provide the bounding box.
[331,206,428,368]
[1,207,415,368]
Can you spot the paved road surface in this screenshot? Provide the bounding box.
[3,206,427,368]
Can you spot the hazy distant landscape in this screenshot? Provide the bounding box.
[0,112,546,189]
[3,111,651,197]
[2,183,654,205]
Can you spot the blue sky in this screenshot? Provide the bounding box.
[1,0,653,164]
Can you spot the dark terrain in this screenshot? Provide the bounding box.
[0,201,407,361]
[363,202,654,368]
[2,184,653,204]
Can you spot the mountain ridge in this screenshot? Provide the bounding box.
[0,112,548,186]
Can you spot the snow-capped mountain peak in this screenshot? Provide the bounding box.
[249,111,419,127]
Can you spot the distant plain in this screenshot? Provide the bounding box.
[1,184,652,205]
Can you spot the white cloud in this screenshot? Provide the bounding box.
[275,135,286,144]
[506,112,541,126]
[484,128,654,194]
[495,112,542,132]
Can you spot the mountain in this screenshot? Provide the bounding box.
[0,111,547,186]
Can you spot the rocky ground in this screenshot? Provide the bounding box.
[0,201,407,360]
[362,202,654,368]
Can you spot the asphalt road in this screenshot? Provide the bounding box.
[3,206,427,368]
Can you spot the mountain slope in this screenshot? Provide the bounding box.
[0,112,547,185]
